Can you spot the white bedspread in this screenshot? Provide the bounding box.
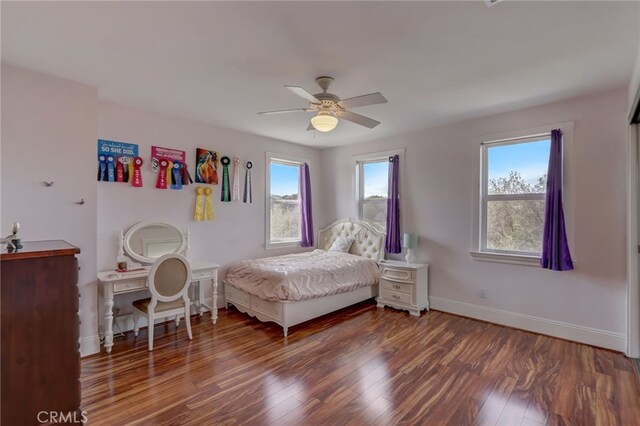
[224,250,379,301]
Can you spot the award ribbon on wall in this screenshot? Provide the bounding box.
[98,155,107,181]
[204,187,214,220]
[171,162,183,190]
[132,157,144,187]
[121,157,131,182]
[181,163,193,186]
[116,159,124,183]
[166,161,174,188]
[107,156,115,182]
[157,159,169,189]
[220,156,231,202]
[194,187,204,221]
[232,157,241,201]
[243,161,253,203]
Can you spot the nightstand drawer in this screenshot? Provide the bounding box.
[380,266,415,283]
[380,288,413,305]
[381,278,413,295]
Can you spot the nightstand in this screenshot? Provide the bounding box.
[376,260,429,316]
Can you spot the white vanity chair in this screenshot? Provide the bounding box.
[133,253,192,351]
[97,222,219,354]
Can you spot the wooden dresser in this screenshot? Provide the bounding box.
[1,241,82,425]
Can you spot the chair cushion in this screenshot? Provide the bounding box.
[132,297,186,313]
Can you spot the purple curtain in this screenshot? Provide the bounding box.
[385,155,401,254]
[300,163,314,247]
[540,129,573,271]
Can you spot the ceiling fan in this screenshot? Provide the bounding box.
[258,76,387,133]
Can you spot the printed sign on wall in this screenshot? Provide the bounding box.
[97,139,142,186]
[151,145,191,190]
[151,146,186,171]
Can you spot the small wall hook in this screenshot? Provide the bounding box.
[43,181,54,187]
[75,198,85,205]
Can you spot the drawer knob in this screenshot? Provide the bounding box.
[392,294,400,300]
[393,284,400,289]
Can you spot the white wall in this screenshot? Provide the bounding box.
[1,65,100,355]
[321,87,629,350]
[97,101,324,331]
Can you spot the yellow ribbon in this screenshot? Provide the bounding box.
[194,187,204,221]
[128,162,134,183]
[166,160,174,187]
[204,187,214,220]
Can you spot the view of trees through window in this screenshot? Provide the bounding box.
[485,138,550,254]
[270,161,300,242]
[360,160,388,232]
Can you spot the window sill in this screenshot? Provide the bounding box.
[265,241,301,250]
[469,251,540,267]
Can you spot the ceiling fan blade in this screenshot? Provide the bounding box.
[339,110,381,129]
[339,92,387,109]
[307,122,315,131]
[285,86,320,103]
[257,108,311,115]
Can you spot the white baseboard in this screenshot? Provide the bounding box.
[80,335,101,357]
[430,296,626,352]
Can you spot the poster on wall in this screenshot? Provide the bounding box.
[97,139,143,187]
[151,146,186,171]
[151,145,191,190]
[194,148,219,184]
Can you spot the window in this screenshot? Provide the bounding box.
[354,149,403,233]
[266,154,303,248]
[357,159,389,232]
[480,135,551,256]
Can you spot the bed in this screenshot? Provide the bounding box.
[224,218,385,336]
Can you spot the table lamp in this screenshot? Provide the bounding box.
[403,233,418,263]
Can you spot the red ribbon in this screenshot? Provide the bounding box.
[156,159,168,189]
[116,160,124,183]
[132,157,143,188]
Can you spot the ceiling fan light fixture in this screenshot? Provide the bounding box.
[310,111,338,132]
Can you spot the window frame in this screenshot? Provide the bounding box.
[470,122,574,266]
[480,134,550,257]
[265,152,306,250]
[353,148,405,233]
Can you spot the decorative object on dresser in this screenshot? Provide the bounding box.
[403,233,418,263]
[132,254,193,351]
[377,260,429,316]
[225,218,385,337]
[97,222,218,353]
[1,241,82,426]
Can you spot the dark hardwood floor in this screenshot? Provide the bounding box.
[81,301,640,425]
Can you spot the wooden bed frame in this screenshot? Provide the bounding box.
[224,218,385,336]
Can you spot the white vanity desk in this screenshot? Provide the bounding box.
[97,222,219,354]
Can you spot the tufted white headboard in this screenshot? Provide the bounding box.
[317,218,386,262]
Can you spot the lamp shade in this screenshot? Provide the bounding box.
[310,112,338,132]
[403,233,418,249]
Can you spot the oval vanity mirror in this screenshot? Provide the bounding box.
[123,222,185,264]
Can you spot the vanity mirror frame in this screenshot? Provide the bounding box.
[121,221,188,264]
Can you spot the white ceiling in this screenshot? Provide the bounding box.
[2,1,638,148]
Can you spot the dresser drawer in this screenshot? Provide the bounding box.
[380,288,413,305]
[381,278,413,295]
[113,278,146,293]
[380,266,415,283]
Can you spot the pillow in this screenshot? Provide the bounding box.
[329,235,354,253]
